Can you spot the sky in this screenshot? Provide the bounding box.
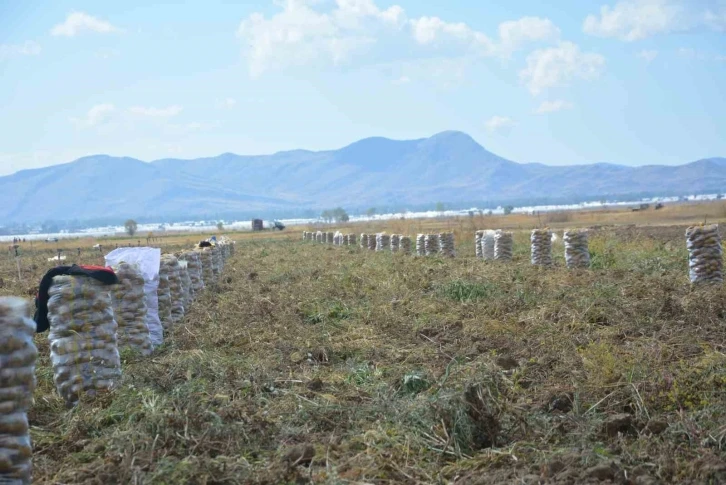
[0,0,724,176]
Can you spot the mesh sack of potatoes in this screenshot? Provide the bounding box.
[342,234,349,245]
[211,246,223,278]
[475,231,485,258]
[161,255,185,325]
[400,236,412,255]
[199,248,215,286]
[530,229,553,267]
[178,260,193,309]
[416,234,426,256]
[482,230,495,260]
[376,233,390,251]
[563,229,591,269]
[686,224,723,284]
[47,275,122,407]
[438,233,455,258]
[494,230,513,261]
[360,233,368,249]
[425,234,439,256]
[390,234,400,252]
[368,234,377,251]
[348,234,357,246]
[184,250,205,294]
[109,262,153,356]
[327,232,334,245]
[156,266,173,331]
[0,297,37,484]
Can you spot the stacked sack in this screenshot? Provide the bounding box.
[438,232,455,258]
[416,234,426,256]
[157,261,173,330]
[400,236,412,255]
[475,231,484,258]
[367,234,377,251]
[161,255,184,325]
[564,229,590,269]
[317,232,323,243]
[211,246,223,279]
[183,251,204,294]
[376,233,390,251]
[494,230,513,261]
[342,234,349,246]
[348,234,357,246]
[178,260,193,309]
[686,224,723,284]
[199,248,215,285]
[110,262,153,356]
[424,234,439,256]
[360,233,369,249]
[482,230,496,260]
[327,232,335,244]
[0,297,37,484]
[390,234,400,252]
[47,275,121,407]
[530,229,553,267]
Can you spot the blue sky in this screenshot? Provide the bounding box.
[0,0,724,176]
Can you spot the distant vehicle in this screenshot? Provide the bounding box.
[272,220,285,231]
[251,219,285,231]
[252,219,264,231]
[655,203,664,210]
[45,237,59,242]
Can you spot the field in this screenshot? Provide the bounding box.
[2,202,726,484]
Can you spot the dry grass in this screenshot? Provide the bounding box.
[1,204,726,484]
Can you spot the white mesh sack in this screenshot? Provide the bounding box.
[482,230,495,260]
[686,224,723,284]
[0,297,37,484]
[348,234,357,246]
[184,250,205,294]
[376,233,390,252]
[400,236,412,255]
[416,234,426,256]
[360,233,368,249]
[105,247,163,347]
[530,229,553,267]
[161,255,184,325]
[178,260,193,309]
[438,233,455,258]
[390,234,400,252]
[475,231,484,258]
[424,234,439,256]
[494,230,513,261]
[199,248,214,286]
[47,275,121,407]
[157,265,173,331]
[368,234,377,251]
[564,229,591,269]
[109,262,153,357]
[327,232,335,245]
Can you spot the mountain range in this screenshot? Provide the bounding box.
[1,130,724,224]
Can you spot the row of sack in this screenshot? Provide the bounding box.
[0,239,235,484]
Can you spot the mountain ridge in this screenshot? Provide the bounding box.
[0,131,723,224]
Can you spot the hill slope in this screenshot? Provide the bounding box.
[1,132,724,223]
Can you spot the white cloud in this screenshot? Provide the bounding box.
[0,41,41,60]
[582,0,726,41]
[51,12,123,37]
[519,41,605,96]
[636,49,659,62]
[485,115,515,132]
[70,104,115,127]
[496,17,560,56]
[128,105,183,117]
[392,75,410,84]
[216,98,237,109]
[535,99,573,114]
[236,0,404,77]
[236,1,560,75]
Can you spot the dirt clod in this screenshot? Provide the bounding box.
[603,413,635,437]
[583,462,618,481]
[307,378,324,391]
[495,355,519,370]
[644,419,668,435]
[282,444,315,467]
